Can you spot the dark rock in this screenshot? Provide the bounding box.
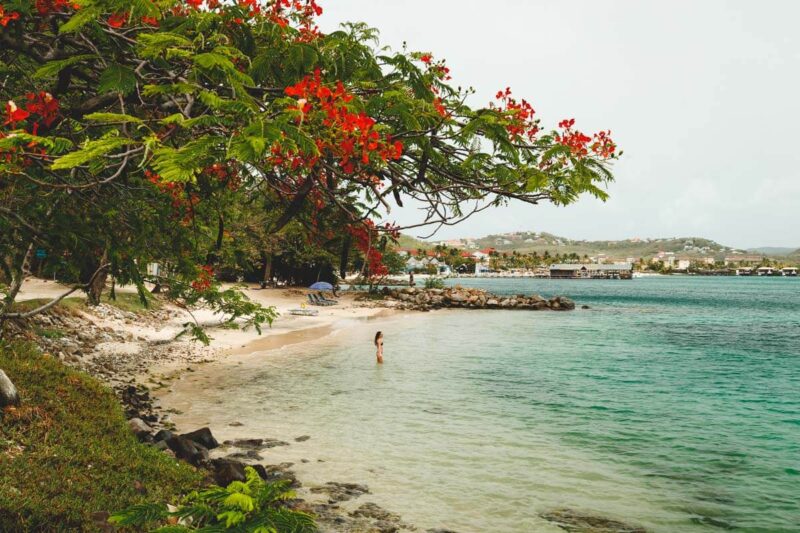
[0,370,20,408]
[128,418,153,440]
[229,421,244,427]
[581,304,590,309]
[210,458,247,487]
[540,509,647,533]
[90,511,114,533]
[294,435,311,442]
[251,464,269,480]
[166,436,209,466]
[311,482,370,503]
[223,437,289,449]
[258,463,299,487]
[154,429,174,442]
[181,427,219,450]
[226,450,264,461]
[558,296,576,310]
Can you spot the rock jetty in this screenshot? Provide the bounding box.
[382,286,576,312]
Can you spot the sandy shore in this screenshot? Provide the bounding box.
[15,278,399,386]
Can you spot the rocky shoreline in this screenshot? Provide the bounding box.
[380,286,578,312]
[7,291,650,533]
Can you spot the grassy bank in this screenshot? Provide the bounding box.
[11,291,162,316]
[0,342,203,532]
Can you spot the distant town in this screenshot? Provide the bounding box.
[391,231,800,279]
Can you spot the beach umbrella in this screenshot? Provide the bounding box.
[309,281,334,290]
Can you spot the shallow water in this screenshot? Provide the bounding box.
[165,277,800,532]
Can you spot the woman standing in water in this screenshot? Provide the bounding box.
[374,331,384,364]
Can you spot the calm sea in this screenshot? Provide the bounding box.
[166,277,800,532]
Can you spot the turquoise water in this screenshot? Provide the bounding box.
[168,277,800,532]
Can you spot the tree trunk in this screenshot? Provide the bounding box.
[260,253,273,288]
[339,235,352,280]
[86,249,108,306]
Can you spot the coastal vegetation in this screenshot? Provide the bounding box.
[110,467,316,532]
[0,0,620,531]
[0,341,204,531]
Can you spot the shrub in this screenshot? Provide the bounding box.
[424,277,445,289]
[111,466,317,532]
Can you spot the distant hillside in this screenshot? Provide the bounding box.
[471,232,738,259]
[396,233,432,250]
[747,246,798,256]
[397,230,800,261]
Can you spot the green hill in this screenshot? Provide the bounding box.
[396,230,798,261]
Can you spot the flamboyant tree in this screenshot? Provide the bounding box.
[0,0,619,330]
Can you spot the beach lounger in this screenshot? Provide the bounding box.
[308,293,334,306]
[290,308,319,316]
[317,291,338,304]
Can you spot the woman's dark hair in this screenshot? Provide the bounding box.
[374,331,383,345]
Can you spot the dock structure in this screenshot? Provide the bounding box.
[549,263,633,280]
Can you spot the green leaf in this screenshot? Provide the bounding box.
[193,53,254,87]
[286,43,319,75]
[108,503,169,526]
[98,64,138,95]
[137,33,193,59]
[0,134,73,155]
[223,492,255,512]
[152,136,221,182]
[84,112,144,124]
[51,136,131,170]
[59,7,100,33]
[33,55,95,79]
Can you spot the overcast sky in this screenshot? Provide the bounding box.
[319,1,800,248]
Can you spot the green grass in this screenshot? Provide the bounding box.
[0,342,204,532]
[11,291,161,316]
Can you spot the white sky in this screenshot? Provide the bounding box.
[319,1,800,248]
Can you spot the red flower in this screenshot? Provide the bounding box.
[141,16,159,26]
[558,118,576,129]
[107,11,127,28]
[420,54,432,64]
[0,6,20,26]
[24,92,59,127]
[186,0,203,8]
[5,101,30,126]
[191,265,214,292]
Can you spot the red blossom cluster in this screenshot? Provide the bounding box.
[1,95,51,168]
[268,0,322,40]
[347,220,388,277]
[419,53,451,81]
[191,264,214,292]
[418,54,451,118]
[2,91,59,143]
[281,69,403,175]
[145,170,200,224]
[491,87,540,142]
[107,11,127,28]
[555,118,617,159]
[0,4,19,25]
[34,0,77,15]
[202,162,241,191]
